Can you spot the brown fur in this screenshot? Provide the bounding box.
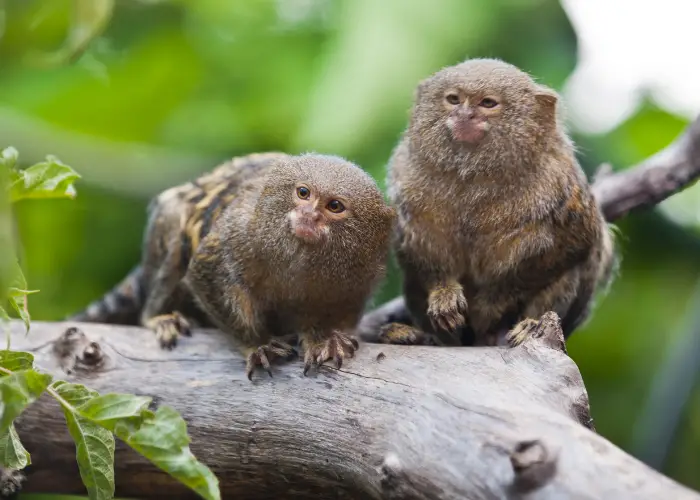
[379,58,616,347]
[71,153,395,378]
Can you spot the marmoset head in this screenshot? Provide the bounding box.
[408,58,561,169]
[256,154,395,256]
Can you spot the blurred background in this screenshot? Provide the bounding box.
[2,0,699,497]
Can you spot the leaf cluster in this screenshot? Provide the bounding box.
[0,147,220,499]
[0,146,68,334]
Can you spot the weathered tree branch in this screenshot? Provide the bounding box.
[8,316,699,499]
[592,115,700,221]
[358,114,700,342]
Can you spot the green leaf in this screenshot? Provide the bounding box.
[9,156,81,202]
[0,147,17,170]
[4,260,36,333]
[7,294,31,335]
[0,307,7,322]
[7,258,27,292]
[0,351,34,372]
[52,382,115,500]
[113,406,220,500]
[0,369,52,434]
[8,289,38,330]
[77,393,152,432]
[73,393,219,499]
[0,424,30,469]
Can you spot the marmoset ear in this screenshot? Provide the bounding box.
[535,84,558,105]
[534,84,559,125]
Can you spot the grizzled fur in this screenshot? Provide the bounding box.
[71,152,395,377]
[380,58,617,347]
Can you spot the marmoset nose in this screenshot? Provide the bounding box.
[299,206,321,221]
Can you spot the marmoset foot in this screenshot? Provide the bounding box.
[506,318,540,347]
[427,284,468,333]
[145,311,191,350]
[302,330,359,375]
[244,340,298,381]
[378,323,435,345]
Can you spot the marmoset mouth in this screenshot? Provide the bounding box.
[450,120,486,144]
[292,219,327,244]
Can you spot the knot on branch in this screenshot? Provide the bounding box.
[378,452,440,498]
[509,439,558,493]
[52,326,108,375]
[82,341,104,366]
[379,452,403,484]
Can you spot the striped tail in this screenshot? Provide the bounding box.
[68,265,145,325]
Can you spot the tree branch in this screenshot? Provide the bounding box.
[359,115,700,341]
[8,317,699,499]
[592,115,700,221]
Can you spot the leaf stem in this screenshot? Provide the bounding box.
[46,385,79,414]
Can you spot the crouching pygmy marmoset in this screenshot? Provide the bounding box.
[71,153,395,378]
[380,58,617,347]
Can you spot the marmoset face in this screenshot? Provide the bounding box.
[287,183,351,244]
[412,58,554,154]
[441,88,503,145]
[256,155,394,255]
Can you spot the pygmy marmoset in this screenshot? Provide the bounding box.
[71,153,395,378]
[379,58,617,347]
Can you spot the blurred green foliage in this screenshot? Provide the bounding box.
[1,0,699,497]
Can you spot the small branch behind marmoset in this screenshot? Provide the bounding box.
[593,114,700,221]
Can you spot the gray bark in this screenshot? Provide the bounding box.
[7,314,699,500]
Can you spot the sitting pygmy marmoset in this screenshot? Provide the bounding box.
[379,58,617,347]
[71,153,395,379]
